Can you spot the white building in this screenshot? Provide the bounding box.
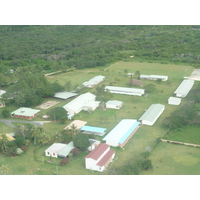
[82,75,105,88]
[85,143,115,172]
[139,104,165,126]
[87,139,100,151]
[174,80,194,97]
[106,100,123,109]
[168,97,181,105]
[140,75,168,81]
[105,86,145,96]
[102,119,140,148]
[0,90,6,98]
[63,92,100,115]
[45,142,75,158]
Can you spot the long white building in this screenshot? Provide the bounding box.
[63,92,100,115]
[140,74,168,81]
[105,86,145,96]
[174,80,194,98]
[82,75,105,88]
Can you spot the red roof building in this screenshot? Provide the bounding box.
[85,143,115,172]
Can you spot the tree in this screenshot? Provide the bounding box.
[0,133,9,153]
[19,124,28,139]
[52,132,62,143]
[1,164,9,175]
[73,134,90,151]
[144,84,156,92]
[135,71,140,80]
[38,132,51,147]
[2,108,10,118]
[47,107,67,122]
[31,126,42,145]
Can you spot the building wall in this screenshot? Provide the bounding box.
[106,104,122,109]
[45,151,58,158]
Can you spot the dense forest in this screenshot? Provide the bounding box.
[1,25,200,76]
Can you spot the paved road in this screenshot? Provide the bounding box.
[0,119,52,129]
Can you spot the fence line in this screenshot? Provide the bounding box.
[161,139,200,148]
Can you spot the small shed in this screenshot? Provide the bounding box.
[106,100,123,109]
[87,139,100,151]
[168,97,181,105]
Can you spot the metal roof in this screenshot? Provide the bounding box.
[139,104,165,122]
[174,80,194,96]
[168,97,181,103]
[106,100,123,106]
[82,75,105,87]
[105,86,144,94]
[58,141,75,157]
[11,107,40,117]
[64,120,87,130]
[45,143,67,154]
[63,92,96,113]
[81,126,107,134]
[103,119,140,144]
[54,92,78,99]
[140,74,168,80]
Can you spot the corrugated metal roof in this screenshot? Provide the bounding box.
[106,100,123,106]
[81,126,107,134]
[174,80,194,96]
[11,107,40,117]
[58,141,75,157]
[105,86,144,94]
[96,149,115,167]
[82,75,105,87]
[63,92,96,113]
[140,75,168,80]
[168,97,181,103]
[139,104,165,122]
[103,119,140,144]
[45,143,67,153]
[54,92,78,99]
[85,143,109,160]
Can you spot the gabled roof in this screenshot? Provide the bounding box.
[58,141,75,157]
[85,143,109,160]
[54,92,78,100]
[105,86,144,94]
[174,80,194,96]
[106,100,123,106]
[63,92,96,113]
[139,104,165,122]
[82,75,105,87]
[81,126,107,134]
[45,143,67,153]
[102,119,140,145]
[96,149,115,167]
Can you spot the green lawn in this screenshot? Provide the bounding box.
[1,61,200,175]
[163,126,200,145]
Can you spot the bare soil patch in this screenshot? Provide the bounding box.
[36,101,59,109]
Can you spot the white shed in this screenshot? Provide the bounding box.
[106,100,123,109]
[168,97,181,105]
[174,80,194,98]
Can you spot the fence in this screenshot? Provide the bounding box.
[161,139,200,148]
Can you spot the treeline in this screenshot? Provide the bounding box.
[1,25,200,74]
[2,73,64,107]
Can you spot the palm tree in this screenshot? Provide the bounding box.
[70,124,79,137]
[135,71,141,80]
[38,132,51,147]
[53,132,62,143]
[31,126,41,145]
[1,164,9,175]
[0,133,9,153]
[19,124,28,139]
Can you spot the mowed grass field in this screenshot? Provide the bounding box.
[1,61,200,175]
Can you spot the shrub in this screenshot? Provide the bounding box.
[60,157,68,166]
[71,148,80,156]
[20,146,28,152]
[16,148,23,155]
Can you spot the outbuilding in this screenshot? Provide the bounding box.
[64,120,87,130]
[82,75,105,88]
[168,97,181,105]
[11,107,40,119]
[105,86,145,96]
[140,74,168,81]
[85,143,115,172]
[174,80,194,97]
[106,100,123,109]
[54,92,78,100]
[81,125,107,136]
[139,104,165,126]
[87,139,100,151]
[102,119,140,148]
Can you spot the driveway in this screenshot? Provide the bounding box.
[0,119,52,129]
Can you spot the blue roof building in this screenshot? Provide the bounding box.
[102,119,140,148]
[81,126,107,136]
